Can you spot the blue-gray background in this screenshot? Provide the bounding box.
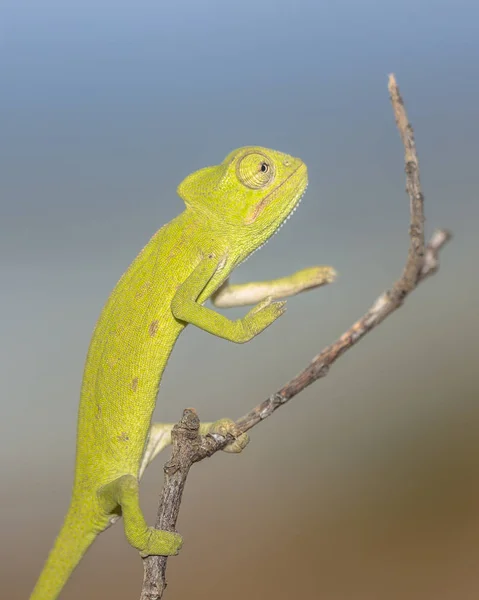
[2,1,478,598]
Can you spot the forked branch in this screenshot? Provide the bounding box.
[140,74,452,600]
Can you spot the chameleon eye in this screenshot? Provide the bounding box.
[237,152,275,189]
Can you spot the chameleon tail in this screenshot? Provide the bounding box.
[30,501,102,600]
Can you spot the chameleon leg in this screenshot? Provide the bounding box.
[138,423,174,479]
[211,266,336,308]
[172,255,287,343]
[98,474,182,556]
[139,420,249,478]
[199,419,249,454]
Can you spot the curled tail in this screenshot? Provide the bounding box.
[30,501,104,600]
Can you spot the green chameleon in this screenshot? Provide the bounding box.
[30,146,336,600]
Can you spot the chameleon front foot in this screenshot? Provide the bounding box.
[212,265,337,308]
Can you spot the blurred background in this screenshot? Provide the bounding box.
[1,1,479,598]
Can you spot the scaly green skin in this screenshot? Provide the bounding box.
[30,146,336,600]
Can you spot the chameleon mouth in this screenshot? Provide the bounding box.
[245,163,306,225]
[240,177,308,265]
[273,179,308,235]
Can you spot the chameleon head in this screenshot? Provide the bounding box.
[177,146,308,258]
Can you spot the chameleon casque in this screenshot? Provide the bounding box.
[30,146,335,599]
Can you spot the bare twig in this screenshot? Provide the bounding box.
[140,409,214,600]
[140,74,452,599]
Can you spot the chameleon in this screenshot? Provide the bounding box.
[30,146,336,599]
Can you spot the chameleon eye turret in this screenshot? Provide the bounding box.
[236,151,276,189]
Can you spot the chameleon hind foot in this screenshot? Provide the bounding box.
[139,418,249,478]
[201,418,249,453]
[98,474,183,556]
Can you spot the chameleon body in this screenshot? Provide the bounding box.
[30,147,335,599]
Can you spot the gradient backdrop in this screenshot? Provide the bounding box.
[2,1,479,599]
